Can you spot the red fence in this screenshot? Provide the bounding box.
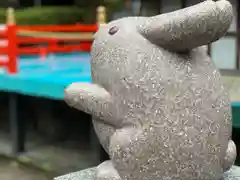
[0,23,98,74]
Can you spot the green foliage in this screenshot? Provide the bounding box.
[0,6,92,25]
[16,6,85,25]
[103,0,124,21]
[139,0,160,16]
[0,1,124,25]
[0,9,6,23]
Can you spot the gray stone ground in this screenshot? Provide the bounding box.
[0,131,96,175]
[0,157,52,180]
[0,133,97,180]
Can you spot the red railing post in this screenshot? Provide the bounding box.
[6,8,17,74]
[49,39,57,53]
[7,24,17,74]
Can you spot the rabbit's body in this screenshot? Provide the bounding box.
[65,1,236,180]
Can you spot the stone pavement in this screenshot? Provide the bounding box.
[0,157,52,180]
[55,166,240,180]
[0,131,97,176]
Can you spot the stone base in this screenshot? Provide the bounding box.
[54,165,240,180]
[54,167,96,180]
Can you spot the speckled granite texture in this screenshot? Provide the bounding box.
[55,166,240,180]
[63,0,237,180]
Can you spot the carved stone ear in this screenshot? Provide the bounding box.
[138,0,233,52]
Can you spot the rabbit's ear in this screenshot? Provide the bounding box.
[138,0,233,52]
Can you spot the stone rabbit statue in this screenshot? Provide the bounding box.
[64,1,237,180]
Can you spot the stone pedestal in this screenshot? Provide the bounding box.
[55,166,240,180]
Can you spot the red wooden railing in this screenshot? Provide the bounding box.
[0,23,98,74]
[18,24,98,32]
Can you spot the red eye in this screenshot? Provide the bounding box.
[108,26,119,35]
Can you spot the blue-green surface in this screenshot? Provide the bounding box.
[0,52,91,100]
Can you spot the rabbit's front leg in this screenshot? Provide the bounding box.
[64,82,118,127]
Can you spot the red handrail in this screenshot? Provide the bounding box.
[0,59,8,66]
[0,31,7,37]
[16,43,91,55]
[17,24,98,32]
[17,37,92,44]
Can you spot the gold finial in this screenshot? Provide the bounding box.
[6,7,15,25]
[97,6,106,25]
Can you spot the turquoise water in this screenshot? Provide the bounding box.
[18,52,91,83]
[0,52,91,99]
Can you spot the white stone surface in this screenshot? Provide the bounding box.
[55,166,240,180]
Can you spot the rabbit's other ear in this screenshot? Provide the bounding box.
[138,0,233,52]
